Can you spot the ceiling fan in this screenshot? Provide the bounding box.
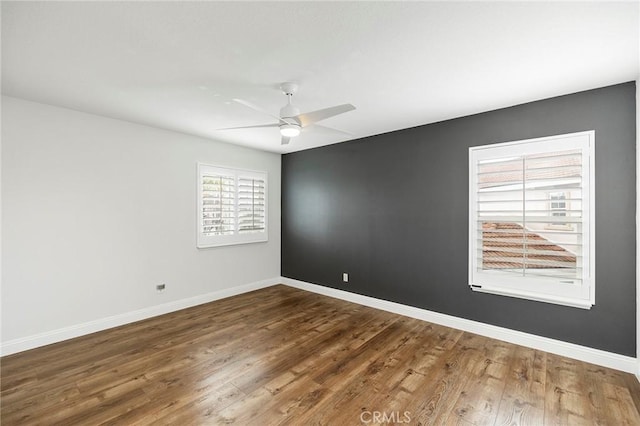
[220,82,355,145]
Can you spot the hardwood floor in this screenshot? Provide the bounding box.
[2,285,639,425]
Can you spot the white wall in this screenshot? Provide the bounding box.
[1,96,281,349]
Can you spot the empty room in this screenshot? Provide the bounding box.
[2,1,640,425]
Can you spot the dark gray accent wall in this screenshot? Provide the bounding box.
[282,82,636,356]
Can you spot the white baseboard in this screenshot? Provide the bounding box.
[0,277,280,357]
[281,277,637,374]
[4,276,637,375]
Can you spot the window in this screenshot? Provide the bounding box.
[547,192,571,230]
[549,192,567,217]
[197,164,267,248]
[468,131,595,309]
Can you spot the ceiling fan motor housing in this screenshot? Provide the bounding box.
[280,103,300,121]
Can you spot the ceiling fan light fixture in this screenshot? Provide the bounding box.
[280,123,301,137]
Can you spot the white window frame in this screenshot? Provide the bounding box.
[197,163,268,248]
[468,131,595,309]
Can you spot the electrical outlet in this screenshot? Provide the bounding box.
[156,283,166,291]
[343,273,349,283]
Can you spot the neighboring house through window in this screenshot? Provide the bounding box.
[547,191,571,229]
[468,131,595,309]
[549,192,567,216]
[197,164,267,248]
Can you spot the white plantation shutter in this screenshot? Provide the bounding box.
[201,173,236,236]
[476,150,582,279]
[197,164,268,248]
[469,131,595,309]
[237,176,266,233]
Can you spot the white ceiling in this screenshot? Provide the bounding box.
[2,1,638,154]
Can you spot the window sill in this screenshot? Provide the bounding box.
[470,285,593,310]
[197,234,268,249]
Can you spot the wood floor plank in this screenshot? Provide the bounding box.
[2,284,639,425]
[544,353,594,425]
[601,381,640,425]
[444,338,514,425]
[217,374,334,425]
[145,381,245,425]
[291,318,433,425]
[410,332,490,425]
[494,346,546,426]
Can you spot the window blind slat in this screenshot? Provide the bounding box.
[477,217,583,224]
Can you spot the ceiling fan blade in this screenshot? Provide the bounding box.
[217,123,279,131]
[281,136,291,145]
[296,104,355,127]
[310,124,353,137]
[232,98,289,125]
